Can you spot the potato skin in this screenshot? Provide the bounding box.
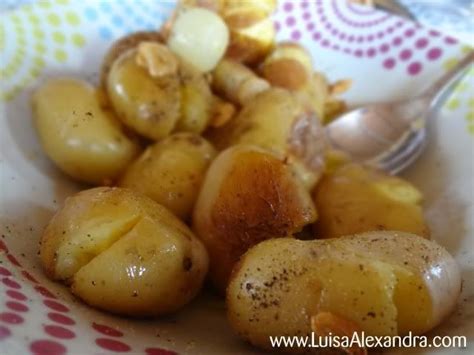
[207,88,327,190]
[32,78,141,185]
[227,232,461,351]
[40,187,208,317]
[119,133,216,221]
[313,164,429,238]
[107,49,181,140]
[193,145,316,291]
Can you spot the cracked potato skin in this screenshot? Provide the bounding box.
[192,145,316,292]
[227,232,461,352]
[40,187,208,317]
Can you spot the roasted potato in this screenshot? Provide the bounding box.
[40,187,208,317]
[207,88,327,190]
[107,48,181,140]
[223,0,276,64]
[32,78,141,185]
[313,164,429,238]
[167,7,229,72]
[120,133,216,221]
[176,60,215,133]
[193,145,316,291]
[100,31,164,88]
[227,232,461,351]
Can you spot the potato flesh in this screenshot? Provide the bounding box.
[119,133,216,221]
[193,145,316,291]
[40,187,208,316]
[313,164,429,238]
[227,232,461,349]
[32,78,140,184]
[107,50,181,140]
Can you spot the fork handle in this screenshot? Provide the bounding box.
[422,50,473,108]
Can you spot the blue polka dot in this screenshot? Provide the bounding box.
[100,2,111,12]
[111,15,124,27]
[99,26,113,40]
[84,7,98,21]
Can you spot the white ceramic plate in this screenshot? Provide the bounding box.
[0,1,473,354]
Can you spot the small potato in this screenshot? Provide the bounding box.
[207,88,327,190]
[167,7,229,72]
[176,60,215,133]
[32,78,141,185]
[107,49,181,140]
[100,31,164,88]
[227,232,461,351]
[193,145,316,291]
[40,187,208,317]
[313,164,429,238]
[119,133,216,221]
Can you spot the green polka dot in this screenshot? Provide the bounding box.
[35,43,46,54]
[447,99,460,110]
[65,12,80,26]
[38,1,52,9]
[47,13,61,26]
[461,45,471,54]
[467,111,474,121]
[34,56,45,67]
[18,37,26,46]
[11,15,20,23]
[33,28,44,39]
[71,33,86,47]
[28,14,40,25]
[52,31,66,44]
[443,58,458,71]
[54,49,67,62]
[468,98,474,108]
[454,82,468,93]
[468,124,474,135]
[56,0,69,4]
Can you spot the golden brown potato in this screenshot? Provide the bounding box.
[206,88,327,190]
[227,232,461,351]
[313,164,429,238]
[40,187,208,317]
[193,145,316,291]
[176,60,215,133]
[107,49,181,140]
[119,133,216,221]
[222,0,276,64]
[32,78,141,185]
[100,31,164,88]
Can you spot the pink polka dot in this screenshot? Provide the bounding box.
[2,277,21,289]
[44,325,76,339]
[377,31,384,39]
[0,266,11,276]
[321,39,330,47]
[415,38,429,49]
[429,30,440,37]
[395,20,404,28]
[366,48,376,57]
[399,49,413,61]
[306,23,314,31]
[274,21,280,32]
[331,28,338,35]
[303,12,311,20]
[332,44,340,51]
[312,32,321,41]
[6,301,28,312]
[0,240,8,253]
[0,312,24,324]
[286,16,295,26]
[379,43,389,53]
[291,30,301,40]
[354,49,363,57]
[145,348,178,355]
[343,48,352,54]
[386,27,394,34]
[30,340,66,355]
[383,58,396,69]
[6,290,27,301]
[445,36,457,44]
[407,62,422,75]
[43,300,69,313]
[356,36,364,43]
[427,47,443,60]
[48,312,75,326]
[0,325,11,340]
[283,2,293,12]
[35,285,56,299]
[339,33,346,40]
[96,338,131,352]
[93,323,123,337]
[325,22,332,30]
[404,28,415,37]
[392,37,402,46]
[301,1,309,8]
[7,254,21,267]
[22,270,37,283]
[348,35,355,42]
[366,34,374,41]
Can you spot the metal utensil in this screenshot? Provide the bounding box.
[325,51,473,174]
